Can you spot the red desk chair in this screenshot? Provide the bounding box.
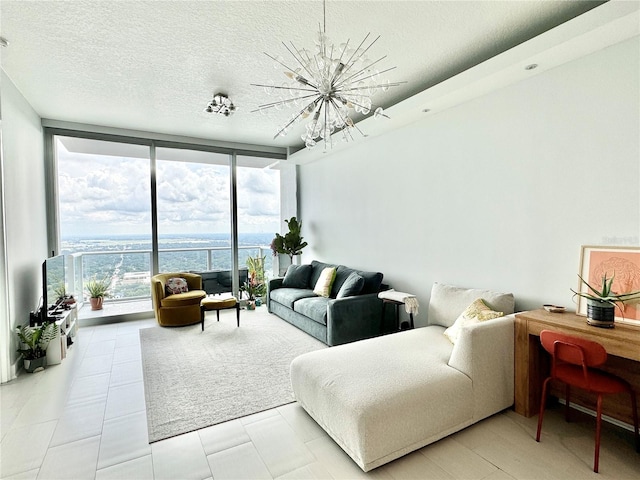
[535,330,639,472]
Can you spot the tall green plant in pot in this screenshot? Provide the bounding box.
[572,273,640,328]
[271,217,308,274]
[16,322,58,372]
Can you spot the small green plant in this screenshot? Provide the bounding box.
[16,322,58,360]
[241,279,266,301]
[270,217,308,261]
[53,283,67,300]
[572,273,640,313]
[247,254,266,284]
[85,277,111,299]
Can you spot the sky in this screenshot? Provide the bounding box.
[56,140,280,238]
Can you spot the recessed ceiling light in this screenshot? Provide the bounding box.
[525,64,538,71]
[0,37,9,48]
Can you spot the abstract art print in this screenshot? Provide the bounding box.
[577,245,640,325]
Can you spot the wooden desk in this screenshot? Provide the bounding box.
[515,309,640,426]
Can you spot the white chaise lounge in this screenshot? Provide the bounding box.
[290,283,516,472]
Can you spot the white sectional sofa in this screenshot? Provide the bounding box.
[290,283,515,472]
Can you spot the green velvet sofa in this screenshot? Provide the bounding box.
[267,260,393,346]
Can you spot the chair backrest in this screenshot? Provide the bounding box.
[539,330,607,368]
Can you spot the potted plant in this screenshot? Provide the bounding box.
[16,321,58,372]
[240,279,266,310]
[271,217,308,274]
[246,254,266,305]
[571,273,640,328]
[86,276,111,310]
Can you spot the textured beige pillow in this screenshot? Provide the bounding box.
[313,267,337,297]
[443,298,503,344]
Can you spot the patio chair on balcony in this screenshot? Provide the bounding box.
[151,272,207,327]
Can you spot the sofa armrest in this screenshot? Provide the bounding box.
[267,278,284,313]
[326,293,394,346]
[448,314,515,420]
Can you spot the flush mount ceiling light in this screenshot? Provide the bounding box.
[252,0,404,150]
[204,93,236,116]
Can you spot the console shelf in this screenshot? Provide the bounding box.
[45,303,78,365]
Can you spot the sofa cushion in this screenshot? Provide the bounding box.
[309,260,336,290]
[293,297,330,325]
[283,264,312,289]
[314,267,337,297]
[336,271,365,299]
[358,270,384,294]
[270,288,316,309]
[331,265,357,297]
[428,283,515,328]
[443,298,504,343]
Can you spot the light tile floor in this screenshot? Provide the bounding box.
[2,312,639,479]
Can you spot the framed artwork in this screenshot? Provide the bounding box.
[577,245,640,325]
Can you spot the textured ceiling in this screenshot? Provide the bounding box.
[0,0,604,150]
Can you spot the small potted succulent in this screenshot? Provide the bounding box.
[85,276,111,310]
[15,321,58,372]
[571,273,640,327]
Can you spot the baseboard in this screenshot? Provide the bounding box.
[558,399,635,432]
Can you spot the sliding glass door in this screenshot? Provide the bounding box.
[55,136,152,303]
[50,131,287,319]
[155,147,232,272]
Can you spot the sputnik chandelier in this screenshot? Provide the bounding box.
[252,0,404,150]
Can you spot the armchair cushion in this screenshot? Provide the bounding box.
[165,277,189,295]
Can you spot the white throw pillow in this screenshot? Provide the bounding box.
[313,267,337,297]
[428,282,514,327]
[444,298,504,344]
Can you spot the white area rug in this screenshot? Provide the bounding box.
[140,308,326,442]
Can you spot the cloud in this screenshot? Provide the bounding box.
[57,148,280,236]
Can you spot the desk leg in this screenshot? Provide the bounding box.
[515,317,547,417]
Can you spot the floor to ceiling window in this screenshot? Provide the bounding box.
[236,155,280,279]
[55,136,153,303]
[155,147,232,273]
[49,130,287,320]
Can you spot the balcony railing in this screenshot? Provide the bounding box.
[67,245,273,305]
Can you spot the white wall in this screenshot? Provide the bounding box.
[0,71,47,380]
[299,37,639,327]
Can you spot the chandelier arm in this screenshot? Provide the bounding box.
[335,38,351,67]
[308,99,325,140]
[271,98,320,139]
[338,81,405,93]
[327,97,353,131]
[334,94,373,115]
[251,83,318,93]
[252,94,321,113]
[263,51,309,82]
[334,34,381,84]
[283,41,319,86]
[334,57,391,88]
[340,33,371,74]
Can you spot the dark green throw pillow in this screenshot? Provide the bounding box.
[336,271,365,298]
[282,264,312,289]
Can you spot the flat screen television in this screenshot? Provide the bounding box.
[42,254,66,321]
